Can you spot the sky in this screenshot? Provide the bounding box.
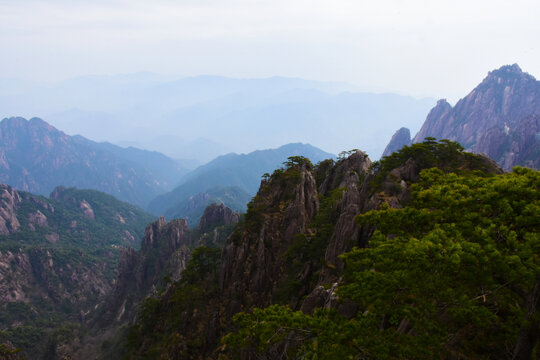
[1,0,539,101]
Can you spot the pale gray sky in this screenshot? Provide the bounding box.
[1,0,539,100]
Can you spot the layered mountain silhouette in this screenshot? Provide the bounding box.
[0,74,435,161]
[0,117,188,207]
[383,64,539,170]
[147,143,335,218]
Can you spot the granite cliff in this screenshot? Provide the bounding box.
[384,64,539,170]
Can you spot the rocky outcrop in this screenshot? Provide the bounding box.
[220,162,319,312]
[198,203,240,233]
[28,210,48,228]
[0,247,114,316]
[476,114,540,171]
[97,203,239,329]
[320,151,371,278]
[95,217,192,326]
[79,200,95,220]
[0,184,21,235]
[410,64,540,170]
[382,127,412,157]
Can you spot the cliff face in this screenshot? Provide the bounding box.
[96,217,192,328]
[0,184,21,235]
[83,203,240,359]
[411,64,540,170]
[220,162,320,312]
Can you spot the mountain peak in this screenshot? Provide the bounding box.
[484,63,536,84]
[408,64,540,170]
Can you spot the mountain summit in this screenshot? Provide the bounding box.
[0,117,187,207]
[385,64,539,170]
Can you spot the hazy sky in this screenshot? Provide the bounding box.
[1,0,539,100]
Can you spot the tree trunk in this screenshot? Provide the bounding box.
[512,280,540,360]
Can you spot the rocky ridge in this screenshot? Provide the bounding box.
[79,203,240,359]
[384,64,540,170]
[121,141,503,359]
[0,117,187,208]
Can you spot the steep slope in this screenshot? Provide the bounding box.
[0,117,187,208]
[78,203,239,359]
[0,184,155,358]
[388,64,539,170]
[122,140,503,359]
[148,143,335,216]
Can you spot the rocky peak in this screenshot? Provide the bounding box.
[412,99,453,143]
[485,63,530,83]
[381,127,412,158]
[198,203,239,233]
[319,150,371,195]
[220,162,320,311]
[141,216,187,252]
[319,151,372,281]
[408,64,540,170]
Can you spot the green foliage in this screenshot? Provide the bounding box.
[337,149,359,160]
[313,159,335,186]
[370,138,496,192]
[179,246,221,285]
[283,156,313,169]
[0,343,25,359]
[274,188,345,304]
[224,167,540,359]
[124,246,223,359]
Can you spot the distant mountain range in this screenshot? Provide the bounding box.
[383,64,539,170]
[0,74,435,161]
[148,143,335,218]
[0,117,188,208]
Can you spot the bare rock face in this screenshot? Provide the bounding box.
[79,200,95,220]
[100,217,192,325]
[0,184,21,235]
[412,64,540,170]
[220,163,319,312]
[321,151,372,278]
[0,247,112,314]
[28,210,48,228]
[476,114,540,171]
[382,127,412,157]
[198,203,240,233]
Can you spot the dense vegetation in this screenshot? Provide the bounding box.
[224,167,539,359]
